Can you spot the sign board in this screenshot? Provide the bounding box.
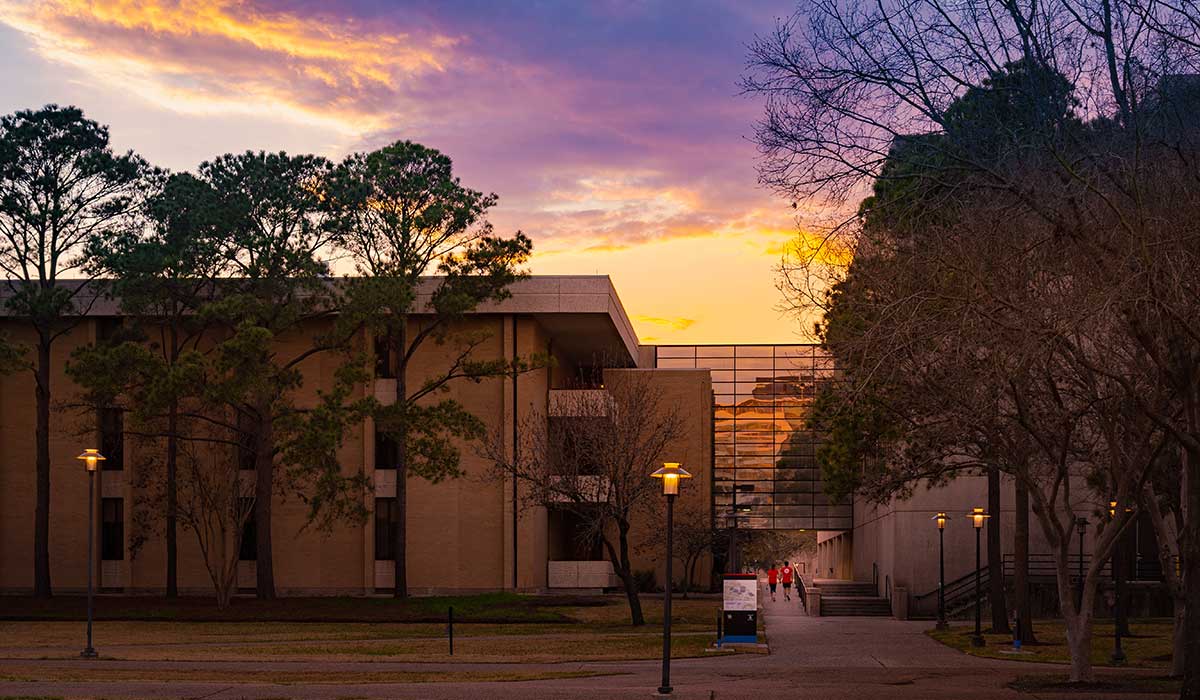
[722,574,757,611]
[721,573,758,644]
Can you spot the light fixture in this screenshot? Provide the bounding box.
[967,507,989,529]
[933,512,948,530]
[651,462,692,496]
[77,448,106,472]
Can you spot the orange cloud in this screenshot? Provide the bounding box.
[634,315,697,331]
[0,0,458,132]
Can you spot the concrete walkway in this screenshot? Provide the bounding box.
[0,591,1165,699]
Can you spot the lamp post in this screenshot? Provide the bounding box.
[77,448,105,659]
[1108,501,1126,665]
[967,507,989,647]
[1075,517,1088,613]
[651,461,691,696]
[933,512,948,631]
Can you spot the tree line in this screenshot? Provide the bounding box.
[0,105,537,605]
[745,0,1200,694]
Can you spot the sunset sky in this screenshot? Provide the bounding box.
[0,0,815,344]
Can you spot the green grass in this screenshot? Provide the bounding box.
[0,595,738,664]
[0,592,581,624]
[0,666,614,685]
[929,619,1174,669]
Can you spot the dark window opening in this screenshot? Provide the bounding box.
[99,408,124,471]
[239,498,257,562]
[375,335,394,378]
[374,497,398,560]
[375,431,398,470]
[101,498,124,560]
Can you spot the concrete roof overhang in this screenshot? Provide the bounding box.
[419,275,640,367]
[1,275,641,367]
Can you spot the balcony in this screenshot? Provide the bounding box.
[548,389,615,417]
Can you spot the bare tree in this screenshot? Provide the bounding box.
[745,1,1200,687]
[489,371,688,626]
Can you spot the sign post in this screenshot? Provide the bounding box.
[721,573,758,644]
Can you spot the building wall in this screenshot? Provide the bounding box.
[607,368,715,590]
[0,310,714,596]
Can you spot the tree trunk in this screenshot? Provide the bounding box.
[1054,539,1096,682]
[1181,436,1200,700]
[166,401,178,598]
[603,524,645,626]
[1144,481,1183,675]
[33,337,52,598]
[165,325,179,598]
[1014,479,1037,643]
[988,465,1010,633]
[1174,596,1187,678]
[1064,610,1096,683]
[253,409,276,600]
[393,319,409,599]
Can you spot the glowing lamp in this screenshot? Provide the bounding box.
[967,507,989,530]
[650,462,691,496]
[77,449,106,473]
[933,511,948,530]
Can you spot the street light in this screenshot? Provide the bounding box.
[651,461,692,696]
[1108,501,1126,665]
[1076,517,1089,613]
[77,448,105,659]
[932,512,949,631]
[967,507,989,647]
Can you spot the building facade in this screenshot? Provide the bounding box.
[0,276,715,595]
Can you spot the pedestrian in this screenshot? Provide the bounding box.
[766,564,779,602]
[781,561,794,602]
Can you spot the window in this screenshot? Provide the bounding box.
[374,497,398,560]
[375,431,398,470]
[239,498,256,562]
[101,498,124,560]
[99,408,123,471]
[375,335,394,378]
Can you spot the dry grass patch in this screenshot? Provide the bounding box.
[928,619,1174,669]
[0,666,611,685]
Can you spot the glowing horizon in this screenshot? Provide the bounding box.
[0,0,823,344]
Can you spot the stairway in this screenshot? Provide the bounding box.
[815,580,892,617]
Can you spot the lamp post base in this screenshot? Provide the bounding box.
[935,620,948,631]
[657,686,672,695]
[80,647,99,659]
[971,635,985,648]
[1110,650,1126,665]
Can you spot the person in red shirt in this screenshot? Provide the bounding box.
[780,561,794,602]
[766,565,779,602]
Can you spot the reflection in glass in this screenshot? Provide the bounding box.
[654,344,853,530]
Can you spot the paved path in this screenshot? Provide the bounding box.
[0,590,1164,699]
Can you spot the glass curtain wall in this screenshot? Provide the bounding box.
[654,345,852,530]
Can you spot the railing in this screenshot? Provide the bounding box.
[912,553,1161,619]
[797,575,808,611]
[1001,554,1109,581]
[912,566,991,618]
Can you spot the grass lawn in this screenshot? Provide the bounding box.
[0,594,760,664]
[928,619,1174,670]
[1009,673,1182,695]
[0,665,613,685]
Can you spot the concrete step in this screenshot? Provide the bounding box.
[819,598,893,617]
[815,583,878,597]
